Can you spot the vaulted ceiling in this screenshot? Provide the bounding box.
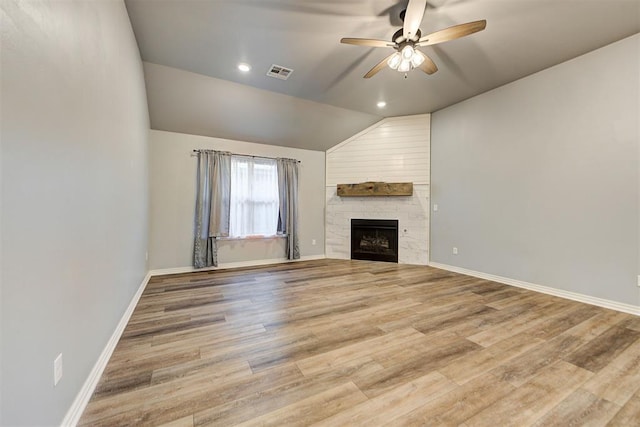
[125,0,640,151]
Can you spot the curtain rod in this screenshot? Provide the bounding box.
[192,149,300,163]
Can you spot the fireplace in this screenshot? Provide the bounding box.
[351,219,399,263]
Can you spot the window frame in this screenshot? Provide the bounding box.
[228,155,281,239]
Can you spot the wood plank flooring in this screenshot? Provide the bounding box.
[78,259,640,426]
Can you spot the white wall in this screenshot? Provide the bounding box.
[431,34,639,307]
[149,130,325,270]
[0,1,149,425]
[326,115,430,264]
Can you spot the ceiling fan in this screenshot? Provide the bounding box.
[340,0,486,78]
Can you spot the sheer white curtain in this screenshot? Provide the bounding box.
[229,156,279,237]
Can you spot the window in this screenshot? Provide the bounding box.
[229,156,279,237]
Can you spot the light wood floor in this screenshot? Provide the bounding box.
[79,259,640,426]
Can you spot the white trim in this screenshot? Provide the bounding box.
[149,254,327,277]
[428,262,640,316]
[60,272,152,427]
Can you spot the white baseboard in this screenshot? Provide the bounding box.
[148,254,327,277]
[61,271,152,427]
[429,261,640,316]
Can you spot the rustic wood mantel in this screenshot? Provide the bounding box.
[336,182,413,197]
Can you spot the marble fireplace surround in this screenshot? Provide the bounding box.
[325,184,430,265]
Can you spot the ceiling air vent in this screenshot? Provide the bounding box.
[266,64,293,80]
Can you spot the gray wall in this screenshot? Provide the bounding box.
[431,34,639,306]
[0,1,150,425]
[149,130,325,270]
[142,62,381,152]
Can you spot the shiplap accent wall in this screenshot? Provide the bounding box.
[326,114,431,264]
[326,114,430,185]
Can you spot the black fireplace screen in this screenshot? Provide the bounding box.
[351,219,399,263]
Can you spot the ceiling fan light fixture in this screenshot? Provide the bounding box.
[387,52,402,70]
[401,45,415,60]
[411,51,425,67]
[398,59,412,72]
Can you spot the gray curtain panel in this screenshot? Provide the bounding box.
[277,158,300,260]
[194,151,231,268]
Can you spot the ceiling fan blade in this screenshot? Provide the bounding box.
[341,38,395,48]
[364,52,396,78]
[417,51,438,74]
[417,20,486,46]
[403,0,428,40]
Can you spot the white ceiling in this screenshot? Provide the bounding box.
[125,0,640,150]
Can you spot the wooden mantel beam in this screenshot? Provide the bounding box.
[336,182,413,197]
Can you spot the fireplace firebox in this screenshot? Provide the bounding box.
[351,219,399,263]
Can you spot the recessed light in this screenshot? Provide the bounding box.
[238,63,251,72]
[377,101,387,108]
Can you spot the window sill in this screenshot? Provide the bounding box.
[216,235,287,241]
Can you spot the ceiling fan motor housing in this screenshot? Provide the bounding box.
[393,28,421,43]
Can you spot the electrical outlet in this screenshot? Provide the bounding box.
[453,247,458,255]
[54,353,63,386]
[637,275,640,287]
[312,239,316,246]
[433,204,438,211]
[145,251,149,261]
